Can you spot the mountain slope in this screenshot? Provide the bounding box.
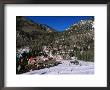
[16,16,56,48]
[16,16,94,61]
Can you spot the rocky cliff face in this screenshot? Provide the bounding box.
[16,16,94,61]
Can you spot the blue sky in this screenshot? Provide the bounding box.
[25,16,94,32]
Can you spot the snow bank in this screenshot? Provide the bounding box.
[23,60,94,75]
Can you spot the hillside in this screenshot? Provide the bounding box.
[16,16,94,61]
[16,16,55,48]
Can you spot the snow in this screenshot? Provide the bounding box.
[23,60,94,75]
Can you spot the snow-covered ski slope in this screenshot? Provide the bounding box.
[23,60,94,75]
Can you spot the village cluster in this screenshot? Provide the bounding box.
[16,46,79,74]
